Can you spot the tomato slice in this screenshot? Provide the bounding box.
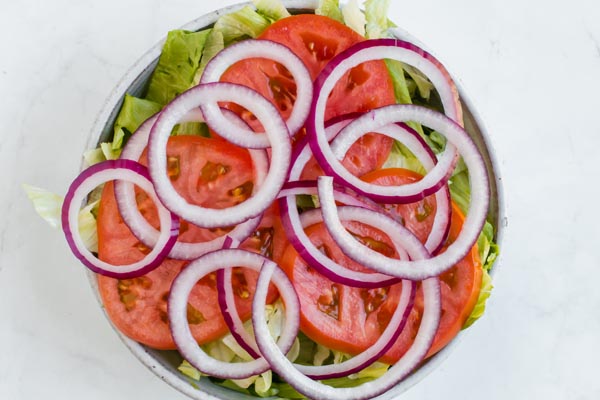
[278,168,482,362]
[219,14,396,178]
[97,135,278,349]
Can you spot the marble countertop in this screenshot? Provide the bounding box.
[1,0,599,399]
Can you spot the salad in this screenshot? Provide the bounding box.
[25,0,500,399]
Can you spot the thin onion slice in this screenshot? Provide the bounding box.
[148,82,291,229]
[330,121,451,254]
[168,248,299,380]
[308,39,464,203]
[115,110,267,260]
[316,107,489,279]
[201,39,313,145]
[61,159,178,278]
[253,258,441,400]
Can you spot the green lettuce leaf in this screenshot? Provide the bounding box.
[112,94,162,150]
[82,147,107,166]
[463,268,493,329]
[364,0,390,39]
[146,29,210,104]
[315,0,344,23]
[402,64,434,101]
[213,6,271,45]
[253,0,290,22]
[194,29,225,85]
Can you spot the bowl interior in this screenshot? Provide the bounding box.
[85,1,505,399]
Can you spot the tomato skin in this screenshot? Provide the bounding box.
[278,168,482,363]
[97,136,278,349]
[219,14,396,179]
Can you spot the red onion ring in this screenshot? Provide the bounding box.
[148,82,291,229]
[216,267,262,359]
[201,39,313,145]
[307,39,464,203]
[252,258,441,400]
[317,106,489,279]
[330,121,451,254]
[168,248,300,380]
[115,110,267,260]
[61,160,178,278]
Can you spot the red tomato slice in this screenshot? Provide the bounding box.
[279,168,482,362]
[219,14,396,178]
[97,136,278,349]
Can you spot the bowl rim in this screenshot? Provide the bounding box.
[84,1,507,399]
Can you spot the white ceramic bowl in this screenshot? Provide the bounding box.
[84,1,506,399]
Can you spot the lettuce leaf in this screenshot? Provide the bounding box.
[23,185,99,252]
[146,29,210,104]
[213,6,271,45]
[179,300,298,395]
[341,0,366,36]
[315,0,344,23]
[253,0,290,22]
[193,29,225,85]
[112,94,162,150]
[364,0,390,39]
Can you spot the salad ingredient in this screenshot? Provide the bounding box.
[381,202,482,361]
[313,105,488,280]
[61,160,178,278]
[96,137,278,348]
[294,277,414,380]
[147,82,291,228]
[146,29,211,105]
[280,192,401,288]
[115,112,268,260]
[315,0,344,23]
[252,258,441,400]
[217,267,262,359]
[308,39,464,203]
[330,120,451,253]
[221,14,396,177]
[201,39,313,140]
[168,248,300,379]
[23,184,100,252]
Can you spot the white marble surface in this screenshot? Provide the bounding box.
[1,0,599,399]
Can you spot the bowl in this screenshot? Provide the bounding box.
[84,1,506,399]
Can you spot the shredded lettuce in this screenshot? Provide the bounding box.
[23,185,100,252]
[364,0,390,39]
[145,29,210,105]
[315,0,344,23]
[213,6,271,45]
[253,0,290,22]
[341,0,366,36]
[179,300,299,395]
